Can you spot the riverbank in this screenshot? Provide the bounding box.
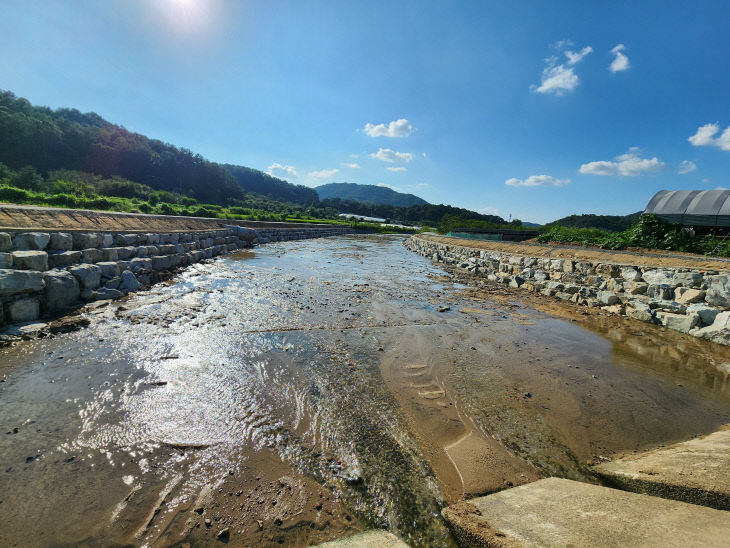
[3,234,730,546]
[406,233,730,346]
[0,205,356,335]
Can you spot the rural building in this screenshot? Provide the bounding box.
[645,190,730,227]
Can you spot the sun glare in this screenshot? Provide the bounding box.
[157,0,219,35]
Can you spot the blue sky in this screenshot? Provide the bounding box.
[1,1,729,223]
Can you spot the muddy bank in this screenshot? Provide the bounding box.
[2,235,730,547]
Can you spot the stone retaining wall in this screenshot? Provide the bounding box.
[405,234,730,346]
[0,224,352,328]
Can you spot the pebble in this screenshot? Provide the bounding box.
[216,527,229,539]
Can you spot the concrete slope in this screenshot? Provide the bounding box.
[593,428,730,510]
[313,530,409,547]
[442,477,730,547]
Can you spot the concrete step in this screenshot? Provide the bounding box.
[593,428,730,510]
[442,477,730,547]
[313,530,409,547]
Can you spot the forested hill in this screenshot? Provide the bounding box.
[547,212,642,231]
[0,90,315,206]
[316,182,428,207]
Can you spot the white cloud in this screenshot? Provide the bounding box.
[678,160,697,174]
[478,206,500,215]
[609,44,630,73]
[533,42,591,95]
[689,123,730,151]
[370,148,414,163]
[505,175,570,187]
[579,149,665,176]
[565,46,593,65]
[415,182,430,188]
[376,182,397,190]
[363,119,413,138]
[306,168,339,180]
[267,163,298,179]
[341,162,360,169]
[534,64,579,95]
[387,166,406,172]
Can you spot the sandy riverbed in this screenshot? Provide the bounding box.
[1,234,729,547]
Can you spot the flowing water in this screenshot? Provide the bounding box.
[2,234,730,547]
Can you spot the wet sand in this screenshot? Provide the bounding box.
[1,234,730,547]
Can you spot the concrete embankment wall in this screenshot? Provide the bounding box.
[0,208,354,328]
[406,234,730,346]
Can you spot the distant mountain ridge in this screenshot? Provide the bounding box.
[315,182,428,207]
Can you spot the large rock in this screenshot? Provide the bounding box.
[655,310,697,333]
[695,311,730,345]
[687,303,721,326]
[7,297,40,322]
[11,250,48,271]
[0,232,11,252]
[0,252,12,268]
[621,267,642,282]
[151,255,171,270]
[642,269,674,285]
[93,287,123,300]
[12,232,50,251]
[673,271,703,287]
[47,250,82,268]
[43,270,80,313]
[81,248,103,264]
[597,291,619,306]
[647,283,674,300]
[48,232,73,251]
[97,261,120,278]
[72,232,101,250]
[69,264,102,291]
[101,233,114,247]
[626,301,654,323]
[0,269,45,296]
[119,270,141,292]
[675,287,706,305]
[705,274,730,308]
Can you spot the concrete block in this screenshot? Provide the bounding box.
[11,250,48,271]
[101,233,114,247]
[0,252,12,268]
[442,478,730,548]
[0,269,45,296]
[81,248,103,264]
[312,531,409,547]
[594,428,730,510]
[12,232,50,250]
[116,246,137,260]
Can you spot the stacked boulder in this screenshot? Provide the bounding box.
[405,235,730,346]
[1,224,351,328]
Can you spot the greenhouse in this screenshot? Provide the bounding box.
[644,189,730,227]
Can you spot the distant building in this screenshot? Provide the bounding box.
[645,190,730,227]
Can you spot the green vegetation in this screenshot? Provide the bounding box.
[537,214,730,257]
[546,212,642,232]
[437,214,530,234]
[320,198,506,226]
[0,90,316,206]
[315,182,428,207]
